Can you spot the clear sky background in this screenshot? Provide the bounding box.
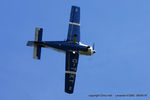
[0,0,150,100]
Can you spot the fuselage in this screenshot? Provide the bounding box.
[30,41,96,55]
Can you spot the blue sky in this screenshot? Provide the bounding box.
[0,0,150,100]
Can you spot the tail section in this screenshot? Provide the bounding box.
[33,28,43,59]
[33,45,42,59]
[35,28,43,42]
[27,28,43,60]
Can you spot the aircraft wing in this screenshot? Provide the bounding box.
[67,6,80,43]
[65,51,79,94]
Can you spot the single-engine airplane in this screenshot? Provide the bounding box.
[27,6,96,94]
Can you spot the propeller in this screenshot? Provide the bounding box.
[93,43,96,53]
[93,43,95,50]
[87,46,90,48]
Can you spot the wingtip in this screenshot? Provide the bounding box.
[65,90,74,94]
[72,5,80,9]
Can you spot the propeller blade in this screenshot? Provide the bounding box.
[93,43,95,50]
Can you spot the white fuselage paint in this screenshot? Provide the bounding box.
[79,42,96,55]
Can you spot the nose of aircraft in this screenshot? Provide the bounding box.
[93,50,96,53]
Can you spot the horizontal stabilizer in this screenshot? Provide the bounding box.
[35,28,43,42]
[33,45,41,59]
[33,28,43,59]
[27,27,43,60]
